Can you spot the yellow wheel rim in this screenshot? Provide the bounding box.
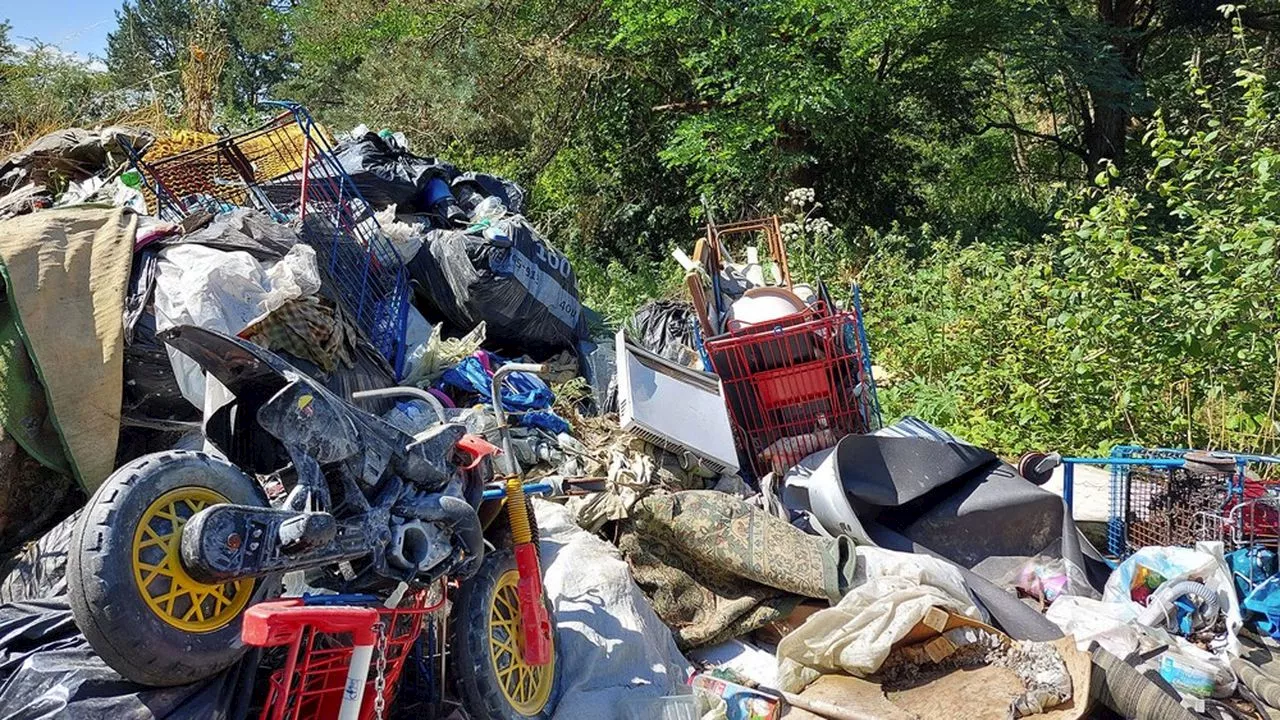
[131,487,253,633]
[488,569,554,715]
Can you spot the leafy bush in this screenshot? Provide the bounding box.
[0,27,120,153]
[864,8,1280,456]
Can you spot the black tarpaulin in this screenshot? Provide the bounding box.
[0,599,253,719]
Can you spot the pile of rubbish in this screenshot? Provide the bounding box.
[1,107,1278,720]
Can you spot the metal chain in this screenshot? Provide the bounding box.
[373,620,388,720]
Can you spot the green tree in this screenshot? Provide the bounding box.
[866,6,1280,455]
[107,0,291,117]
[280,0,699,292]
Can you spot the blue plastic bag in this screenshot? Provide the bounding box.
[439,352,555,411]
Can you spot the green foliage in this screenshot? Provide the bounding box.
[608,0,1026,222]
[574,255,683,325]
[0,26,119,152]
[107,0,291,117]
[867,9,1280,455]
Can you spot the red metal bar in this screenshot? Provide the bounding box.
[299,134,313,225]
[514,542,553,666]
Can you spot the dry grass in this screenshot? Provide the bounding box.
[1,98,177,158]
[179,2,229,133]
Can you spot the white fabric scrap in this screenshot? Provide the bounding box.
[776,545,984,692]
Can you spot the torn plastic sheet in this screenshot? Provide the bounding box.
[0,599,254,718]
[152,243,321,408]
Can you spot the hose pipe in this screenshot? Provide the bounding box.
[1136,580,1220,630]
[506,476,533,545]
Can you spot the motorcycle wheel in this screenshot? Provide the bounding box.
[452,549,559,719]
[67,450,276,686]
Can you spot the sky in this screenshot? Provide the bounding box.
[3,1,124,61]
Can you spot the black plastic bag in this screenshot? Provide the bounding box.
[0,599,255,718]
[407,216,587,356]
[451,172,527,215]
[624,300,700,367]
[175,208,300,259]
[333,131,458,212]
[577,337,617,415]
[0,511,77,604]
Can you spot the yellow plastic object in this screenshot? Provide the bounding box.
[146,130,221,161]
[506,476,533,545]
[489,568,555,715]
[138,116,331,215]
[131,487,253,632]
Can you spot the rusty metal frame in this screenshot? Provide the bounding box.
[704,215,791,287]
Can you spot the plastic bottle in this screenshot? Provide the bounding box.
[1157,647,1236,699]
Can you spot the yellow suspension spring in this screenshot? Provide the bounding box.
[505,477,532,545]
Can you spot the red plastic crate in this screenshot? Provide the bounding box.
[706,305,873,478]
[256,586,444,720]
[754,361,832,408]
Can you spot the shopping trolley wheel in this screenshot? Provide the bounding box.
[453,549,559,719]
[67,451,278,686]
[1018,452,1061,486]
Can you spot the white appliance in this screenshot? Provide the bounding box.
[615,330,740,474]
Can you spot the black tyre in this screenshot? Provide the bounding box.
[452,549,559,720]
[67,450,276,686]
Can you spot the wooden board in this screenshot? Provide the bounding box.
[782,675,916,720]
[782,637,1091,720]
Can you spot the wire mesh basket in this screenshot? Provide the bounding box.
[1195,495,1280,550]
[126,103,410,376]
[1107,446,1280,557]
[704,303,878,478]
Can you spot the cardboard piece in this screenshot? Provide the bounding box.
[782,617,1092,720]
[892,607,1003,648]
[888,637,1090,720]
[754,602,826,646]
[888,664,1024,719]
[781,676,915,720]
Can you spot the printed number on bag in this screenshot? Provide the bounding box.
[534,244,572,279]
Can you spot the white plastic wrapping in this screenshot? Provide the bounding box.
[775,545,985,692]
[1102,543,1241,656]
[153,243,320,407]
[1046,541,1243,709]
[1045,595,1147,657]
[373,204,426,266]
[533,500,692,719]
[262,244,321,311]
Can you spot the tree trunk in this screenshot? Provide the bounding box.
[1084,98,1129,169]
[1086,0,1149,170]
